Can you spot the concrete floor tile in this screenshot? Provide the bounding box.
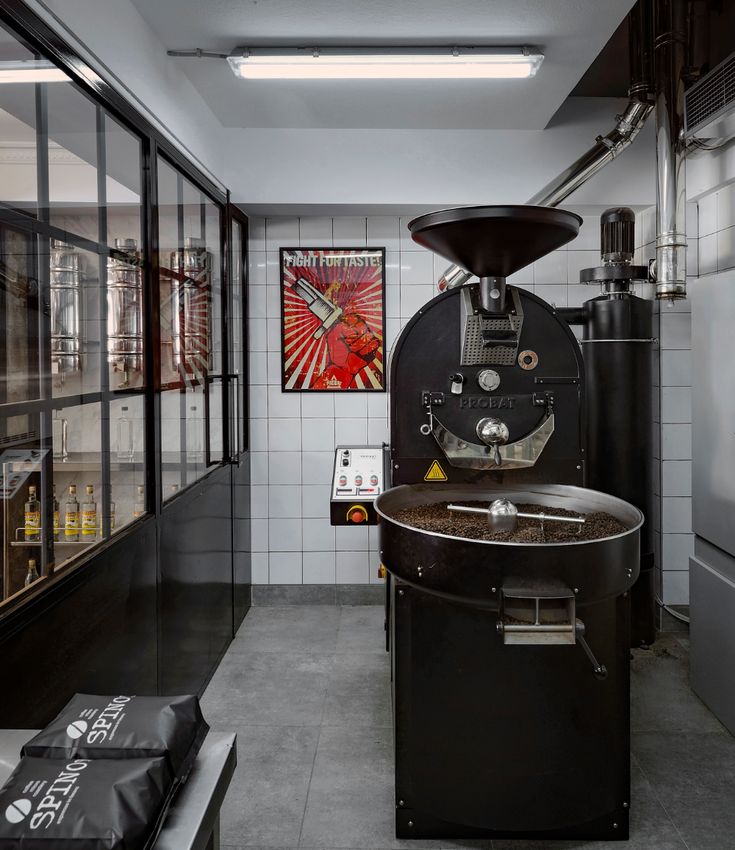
[633,731,735,850]
[202,651,334,727]
[323,652,392,727]
[631,636,726,734]
[336,605,387,654]
[219,726,319,847]
[232,606,340,653]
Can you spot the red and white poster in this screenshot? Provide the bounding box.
[280,248,385,392]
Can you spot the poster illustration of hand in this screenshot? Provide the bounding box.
[280,247,386,392]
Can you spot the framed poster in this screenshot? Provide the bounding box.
[280,247,386,392]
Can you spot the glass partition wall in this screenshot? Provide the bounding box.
[0,17,245,614]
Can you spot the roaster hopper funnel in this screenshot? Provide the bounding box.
[408,205,582,312]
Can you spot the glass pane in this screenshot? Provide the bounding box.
[230,220,246,455]
[48,240,102,398]
[105,115,144,392]
[161,388,183,501]
[109,395,145,534]
[52,401,102,569]
[0,24,48,216]
[46,83,99,243]
[204,201,223,466]
[0,225,41,404]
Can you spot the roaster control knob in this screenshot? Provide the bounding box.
[477,369,501,392]
[476,417,509,447]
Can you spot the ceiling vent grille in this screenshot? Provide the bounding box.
[685,50,735,139]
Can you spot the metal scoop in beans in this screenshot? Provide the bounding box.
[447,498,586,535]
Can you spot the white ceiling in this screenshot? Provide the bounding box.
[130,0,635,130]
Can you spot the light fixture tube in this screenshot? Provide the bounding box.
[0,60,67,84]
[227,47,544,80]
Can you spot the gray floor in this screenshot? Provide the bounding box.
[201,606,735,850]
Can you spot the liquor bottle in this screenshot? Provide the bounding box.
[133,484,145,518]
[65,484,80,541]
[24,558,40,586]
[81,484,97,539]
[109,499,116,533]
[24,485,41,541]
[52,484,60,542]
[117,406,134,460]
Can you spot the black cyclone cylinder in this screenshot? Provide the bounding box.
[583,294,655,641]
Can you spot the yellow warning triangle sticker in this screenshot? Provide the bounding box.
[424,460,448,482]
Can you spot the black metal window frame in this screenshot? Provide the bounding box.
[0,1,248,617]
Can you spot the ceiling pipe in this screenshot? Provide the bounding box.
[652,0,687,300]
[437,0,655,293]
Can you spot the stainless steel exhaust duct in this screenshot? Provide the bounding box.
[438,1,655,292]
[653,0,687,300]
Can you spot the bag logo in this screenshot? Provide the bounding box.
[66,720,88,739]
[5,799,31,824]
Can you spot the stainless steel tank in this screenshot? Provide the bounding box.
[107,237,143,381]
[50,240,82,375]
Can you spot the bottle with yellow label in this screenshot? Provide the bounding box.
[24,485,41,541]
[65,484,80,541]
[52,484,60,542]
[24,558,39,586]
[133,484,145,518]
[81,484,97,539]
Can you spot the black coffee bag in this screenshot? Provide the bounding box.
[22,695,208,783]
[0,756,169,849]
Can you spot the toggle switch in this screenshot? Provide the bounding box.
[450,373,465,395]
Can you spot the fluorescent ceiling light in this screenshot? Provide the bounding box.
[0,60,68,84]
[227,47,544,80]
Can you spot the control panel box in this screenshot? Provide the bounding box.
[330,445,385,526]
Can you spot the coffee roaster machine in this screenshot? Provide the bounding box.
[374,205,652,841]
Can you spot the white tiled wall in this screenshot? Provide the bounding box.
[247,212,659,586]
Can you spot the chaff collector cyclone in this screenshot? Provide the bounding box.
[377,483,643,609]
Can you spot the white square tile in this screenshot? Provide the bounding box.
[384,250,400,286]
[699,192,718,236]
[267,386,300,418]
[718,184,735,230]
[660,312,691,349]
[662,461,692,496]
[249,285,267,319]
[686,200,699,240]
[269,552,302,584]
[299,217,333,247]
[573,217,601,252]
[303,551,336,584]
[660,350,691,387]
[251,518,268,552]
[302,484,330,518]
[301,393,335,418]
[249,419,268,452]
[336,418,368,444]
[250,485,269,518]
[534,250,568,285]
[303,518,335,552]
[251,452,268,485]
[718,226,735,271]
[265,285,281,318]
[567,284,591,307]
[368,419,389,444]
[302,418,335,451]
[687,238,699,278]
[269,518,302,552]
[400,251,434,285]
[336,523,369,551]
[248,251,267,284]
[699,233,717,275]
[399,216,416,251]
[367,394,388,418]
[368,217,401,252]
[662,533,694,572]
[267,352,282,385]
[266,318,281,351]
[248,218,266,253]
[268,418,302,450]
[662,570,689,605]
[266,251,281,286]
[385,285,400,319]
[268,485,302,517]
[266,218,299,251]
[336,551,370,584]
[662,424,691,460]
[249,318,267,351]
[567,251,599,283]
[333,217,367,247]
[335,394,368,417]
[268,450,302,485]
[641,207,657,246]
[302,451,334,485]
[661,386,691,423]
[249,384,268,412]
[249,353,268,386]
[251,552,269,584]
[534,285,568,308]
[400,284,433,317]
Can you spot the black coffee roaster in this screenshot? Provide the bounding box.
[376,205,652,841]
